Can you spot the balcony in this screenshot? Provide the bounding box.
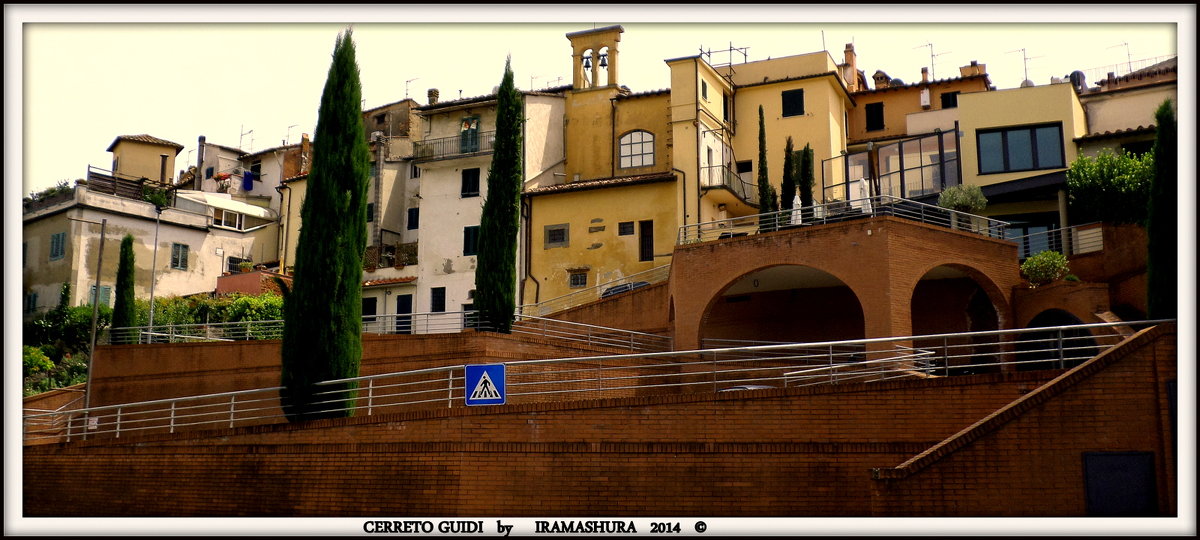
[412,131,496,162]
[700,164,759,207]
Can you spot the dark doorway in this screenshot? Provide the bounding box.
[1084,452,1159,516]
[638,220,654,262]
[395,294,413,334]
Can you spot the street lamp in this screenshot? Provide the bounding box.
[146,204,165,341]
[67,216,107,437]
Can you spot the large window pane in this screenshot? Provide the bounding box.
[978,132,1004,173]
[1006,129,1033,171]
[1035,126,1063,168]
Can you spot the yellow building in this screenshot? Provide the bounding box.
[106,134,183,186]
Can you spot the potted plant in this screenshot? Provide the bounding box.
[1020,250,1069,288]
[937,184,988,231]
[238,261,254,273]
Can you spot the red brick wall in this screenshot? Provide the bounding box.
[1012,281,1112,328]
[547,282,670,335]
[870,325,1176,516]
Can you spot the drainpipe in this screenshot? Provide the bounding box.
[521,196,540,305]
[276,183,291,271]
[673,167,689,230]
[610,97,617,178]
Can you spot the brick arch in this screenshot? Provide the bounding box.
[908,261,1013,331]
[696,263,867,346]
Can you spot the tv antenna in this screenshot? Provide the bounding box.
[1007,48,1044,83]
[1107,42,1133,74]
[405,78,419,99]
[915,42,951,80]
[240,125,254,152]
[285,125,298,145]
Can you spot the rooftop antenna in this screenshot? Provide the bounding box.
[239,125,254,153]
[530,74,540,90]
[821,30,826,52]
[1007,48,1044,84]
[285,125,298,145]
[915,42,951,80]
[1108,42,1132,74]
[405,78,419,99]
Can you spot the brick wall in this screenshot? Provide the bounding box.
[547,282,670,335]
[27,324,1173,517]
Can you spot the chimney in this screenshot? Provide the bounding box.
[427,88,439,105]
[300,134,312,175]
[921,67,929,83]
[197,135,206,191]
[960,60,984,78]
[872,70,891,90]
[843,43,858,92]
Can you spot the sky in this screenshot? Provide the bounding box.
[4,4,1197,536]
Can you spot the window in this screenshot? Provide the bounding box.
[940,91,959,109]
[463,226,480,256]
[366,202,375,222]
[407,207,419,230]
[374,113,386,125]
[88,285,112,307]
[865,102,885,131]
[49,232,66,261]
[213,209,243,230]
[460,115,481,153]
[977,123,1064,174]
[782,89,805,117]
[411,164,421,178]
[722,93,730,122]
[24,292,38,314]
[735,161,752,174]
[170,243,189,270]
[461,168,481,197]
[431,287,446,313]
[227,256,251,273]
[205,166,214,179]
[544,224,569,249]
[568,271,588,289]
[369,161,378,179]
[618,221,634,236]
[701,80,708,100]
[619,131,655,168]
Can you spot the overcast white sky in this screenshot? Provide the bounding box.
[8,5,1190,199]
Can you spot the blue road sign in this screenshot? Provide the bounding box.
[464,364,506,406]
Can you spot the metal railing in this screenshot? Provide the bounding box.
[412,131,496,161]
[26,321,1167,444]
[103,310,668,353]
[518,264,672,317]
[700,164,759,206]
[1010,223,1103,261]
[1080,54,1177,86]
[678,195,1009,245]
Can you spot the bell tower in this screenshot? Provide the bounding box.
[566,25,623,90]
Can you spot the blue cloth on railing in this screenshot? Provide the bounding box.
[242,170,255,191]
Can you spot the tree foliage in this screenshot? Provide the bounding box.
[756,106,770,210]
[1146,99,1176,319]
[938,184,988,213]
[22,283,108,396]
[280,29,370,421]
[1066,148,1154,224]
[112,234,137,329]
[1020,250,1070,287]
[474,57,524,333]
[799,143,815,208]
[780,137,796,211]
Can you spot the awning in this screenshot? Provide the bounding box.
[175,191,277,220]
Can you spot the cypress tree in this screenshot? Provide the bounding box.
[1146,99,1176,319]
[756,105,770,211]
[475,57,524,333]
[112,234,136,332]
[781,136,796,211]
[280,29,370,421]
[799,143,815,208]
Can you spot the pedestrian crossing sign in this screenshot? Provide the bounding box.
[464,364,506,406]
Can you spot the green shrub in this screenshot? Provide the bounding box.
[937,184,988,213]
[1021,250,1070,287]
[1066,148,1154,224]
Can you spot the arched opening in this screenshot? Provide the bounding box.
[1015,309,1100,372]
[910,265,1003,376]
[699,265,864,347]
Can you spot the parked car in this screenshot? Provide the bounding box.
[600,281,651,299]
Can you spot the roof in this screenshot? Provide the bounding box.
[241,143,300,160]
[204,141,249,155]
[362,276,417,288]
[615,88,670,100]
[416,93,497,112]
[852,73,991,95]
[174,190,277,220]
[1074,125,1157,142]
[524,172,676,196]
[363,97,418,114]
[107,134,184,153]
[282,172,308,184]
[565,25,623,39]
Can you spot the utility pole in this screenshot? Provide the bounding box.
[68,216,107,437]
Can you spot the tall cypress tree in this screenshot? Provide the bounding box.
[280,29,370,421]
[799,143,815,208]
[781,136,796,211]
[1146,98,1176,319]
[111,234,136,332]
[475,57,524,333]
[756,105,770,211]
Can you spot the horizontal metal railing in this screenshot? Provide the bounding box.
[677,195,1009,245]
[511,314,672,353]
[518,264,672,317]
[25,320,1167,444]
[1011,222,1104,260]
[412,131,496,161]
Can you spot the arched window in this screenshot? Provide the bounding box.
[619,130,655,169]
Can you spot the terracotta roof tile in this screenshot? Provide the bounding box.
[524,172,676,196]
[107,134,185,152]
[362,276,417,287]
[1074,125,1157,141]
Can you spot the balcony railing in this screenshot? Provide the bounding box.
[412,131,496,161]
[677,195,1009,245]
[700,165,759,206]
[1009,223,1103,261]
[518,264,672,317]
